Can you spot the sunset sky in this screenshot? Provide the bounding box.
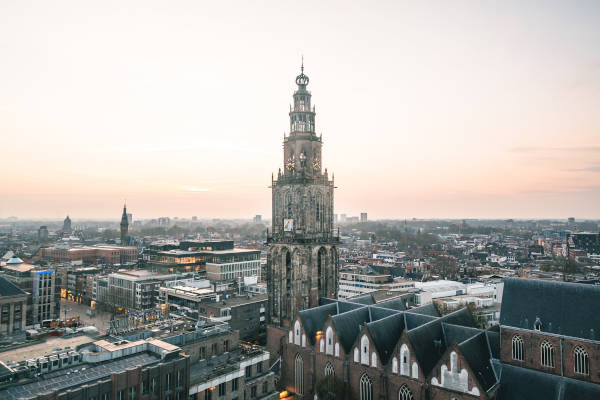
[1,0,599,220]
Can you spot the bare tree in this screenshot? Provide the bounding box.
[430,255,459,279]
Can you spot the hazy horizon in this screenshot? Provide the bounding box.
[2,1,599,220]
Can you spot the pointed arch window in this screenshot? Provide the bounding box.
[400,344,410,376]
[399,384,414,400]
[325,326,333,355]
[392,357,398,374]
[512,335,524,361]
[361,335,370,365]
[295,353,304,395]
[324,362,335,376]
[359,374,372,400]
[540,340,554,368]
[574,346,589,375]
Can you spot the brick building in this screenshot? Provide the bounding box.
[39,245,137,265]
[274,278,600,399]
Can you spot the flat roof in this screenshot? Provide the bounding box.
[207,294,268,308]
[202,248,260,255]
[0,335,96,363]
[0,352,160,400]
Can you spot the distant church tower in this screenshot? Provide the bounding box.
[120,204,129,244]
[62,215,72,234]
[267,63,339,327]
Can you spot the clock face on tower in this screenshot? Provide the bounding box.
[283,218,294,231]
[285,156,295,171]
[313,156,321,171]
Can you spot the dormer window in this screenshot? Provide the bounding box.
[534,317,542,331]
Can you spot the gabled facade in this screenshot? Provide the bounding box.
[279,293,499,400]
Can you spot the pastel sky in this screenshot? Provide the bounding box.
[1,0,599,220]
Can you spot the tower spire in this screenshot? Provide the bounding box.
[301,55,304,74]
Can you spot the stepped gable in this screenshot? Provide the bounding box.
[366,313,406,365]
[500,278,600,339]
[299,302,338,345]
[458,332,497,393]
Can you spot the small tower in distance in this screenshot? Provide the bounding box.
[120,204,129,244]
[63,215,72,234]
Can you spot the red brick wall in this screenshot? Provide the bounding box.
[501,326,600,384]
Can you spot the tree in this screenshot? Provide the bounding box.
[315,375,349,400]
[430,255,458,279]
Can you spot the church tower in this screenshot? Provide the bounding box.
[120,204,129,244]
[267,63,339,327]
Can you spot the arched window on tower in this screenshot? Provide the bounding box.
[360,374,372,400]
[574,346,589,375]
[540,340,554,368]
[512,335,524,361]
[399,384,414,400]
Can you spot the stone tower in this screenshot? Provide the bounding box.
[62,215,72,234]
[120,204,129,244]
[267,63,339,327]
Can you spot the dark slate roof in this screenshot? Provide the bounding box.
[0,277,27,297]
[366,313,405,365]
[442,323,481,346]
[375,297,407,312]
[406,303,440,317]
[337,301,364,314]
[299,302,338,345]
[332,307,371,352]
[500,278,600,339]
[497,363,600,400]
[407,320,446,375]
[404,312,438,330]
[440,308,476,327]
[486,329,500,359]
[346,294,376,305]
[369,306,397,321]
[458,332,497,392]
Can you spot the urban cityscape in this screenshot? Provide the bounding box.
[1,1,600,400]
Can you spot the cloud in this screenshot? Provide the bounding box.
[509,146,600,153]
[565,165,600,173]
[181,186,209,192]
[519,185,600,196]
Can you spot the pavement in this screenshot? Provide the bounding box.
[60,299,112,333]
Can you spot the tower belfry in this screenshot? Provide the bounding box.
[267,63,339,327]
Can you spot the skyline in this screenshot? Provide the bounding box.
[2,1,600,220]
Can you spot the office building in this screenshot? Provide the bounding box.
[1,259,59,326]
[0,277,28,338]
